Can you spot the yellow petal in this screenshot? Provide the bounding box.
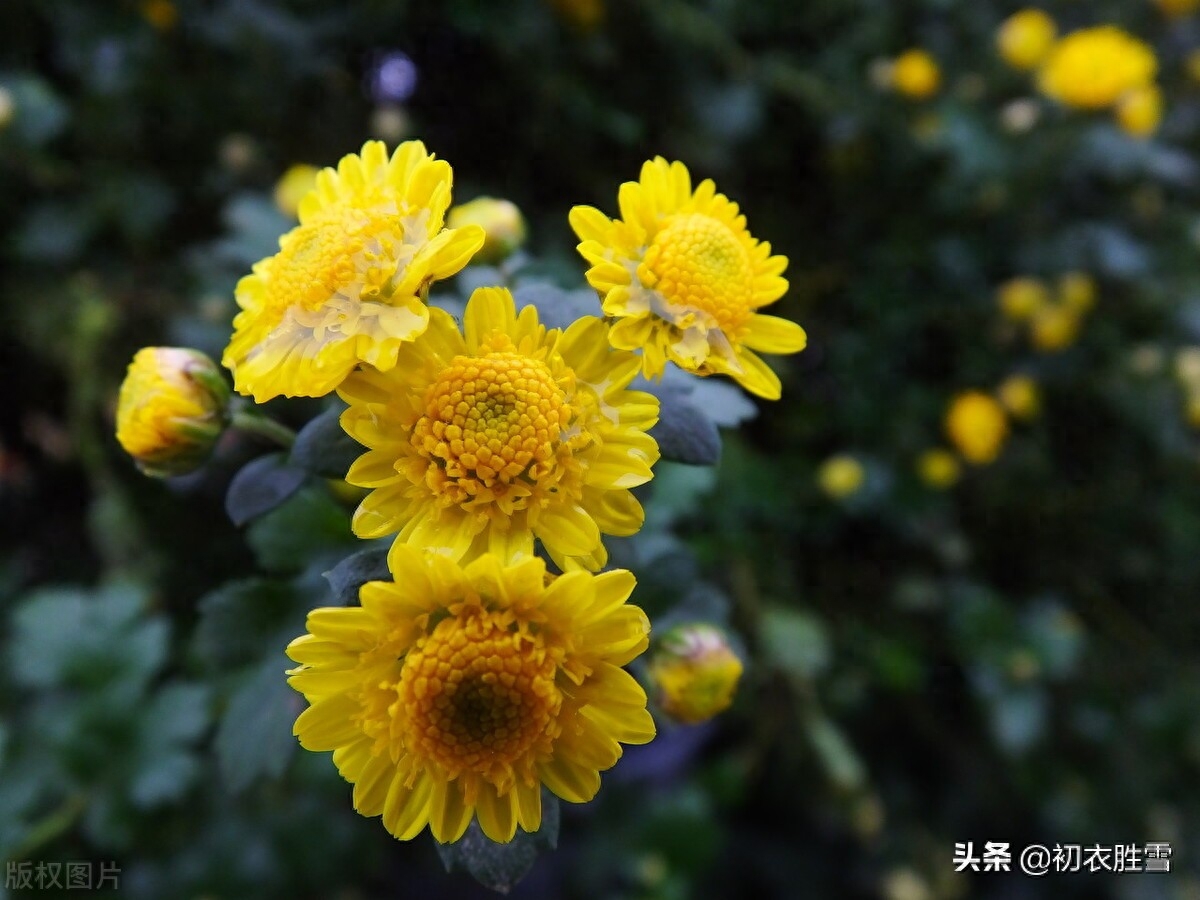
[741,315,807,354]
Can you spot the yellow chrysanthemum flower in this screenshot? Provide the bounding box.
[339,286,660,573]
[116,347,230,477]
[916,448,961,489]
[569,158,804,400]
[223,141,486,403]
[997,374,1041,421]
[945,391,1009,465]
[1038,26,1156,110]
[817,454,866,499]
[1057,272,1096,314]
[1116,84,1163,138]
[891,49,941,100]
[286,548,654,844]
[648,623,743,725]
[997,9,1058,72]
[273,163,319,219]
[1031,305,1081,352]
[996,277,1050,322]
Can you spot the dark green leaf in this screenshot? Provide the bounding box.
[193,579,298,669]
[225,452,309,526]
[216,657,301,794]
[324,547,391,606]
[649,383,721,466]
[290,403,362,479]
[435,792,559,894]
[245,486,356,573]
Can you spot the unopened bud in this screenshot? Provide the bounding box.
[116,347,231,477]
[649,623,743,724]
[817,454,865,499]
[447,197,527,264]
[273,163,319,219]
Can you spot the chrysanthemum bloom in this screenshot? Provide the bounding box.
[447,197,527,264]
[945,391,1009,465]
[116,347,230,477]
[1116,84,1163,138]
[569,158,804,400]
[339,286,659,572]
[997,375,1041,422]
[817,454,866,499]
[996,277,1050,322]
[891,49,941,99]
[916,448,961,489]
[223,141,485,402]
[1031,305,1080,352]
[997,9,1057,71]
[1037,26,1156,110]
[1057,272,1096,314]
[649,623,743,725]
[286,548,654,843]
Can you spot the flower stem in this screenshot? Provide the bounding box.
[230,407,296,449]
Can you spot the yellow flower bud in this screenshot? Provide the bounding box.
[649,623,743,724]
[945,391,1009,465]
[1057,271,1096,314]
[997,374,1041,422]
[547,0,605,30]
[916,448,961,489]
[892,50,941,100]
[140,0,178,31]
[817,454,866,499]
[273,163,319,219]
[997,9,1057,72]
[1116,84,1163,138]
[447,197,527,265]
[1175,347,1200,386]
[997,277,1050,322]
[1155,0,1199,18]
[116,347,231,477]
[1031,305,1081,352]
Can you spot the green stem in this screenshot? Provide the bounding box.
[230,407,296,449]
[10,793,89,861]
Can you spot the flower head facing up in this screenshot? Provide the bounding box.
[339,286,660,572]
[1038,26,1156,110]
[945,391,1009,465]
[286,548,654,844]
[891,49,941,99]
[997,9,1057,71]
[223,140,486,402]
[116,347,230,477]
[570,158,804,400]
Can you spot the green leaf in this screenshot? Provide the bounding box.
[290,403,362,479]
[215,657,301,794]
[760,607,830,679]
[225,452,309,526]
[245,486,356,573]
[323,547,391,606]
[193,578,299,669]
[435,792,560,894]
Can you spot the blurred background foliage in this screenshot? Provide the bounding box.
[3,0,1200,897]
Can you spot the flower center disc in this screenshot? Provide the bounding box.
[642,212,754,332]
[397,608,562,783]
[412,350,571,510]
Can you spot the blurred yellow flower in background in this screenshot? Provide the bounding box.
[997,374,1041,421]
[649,623,743,725]
[116,347,230,477]
[339,287,660,573]
[273,163,319,219]
[447,197,527,264]
[917,448,961,489]
[1154,0,1200,18]
[547,0,604,30]
[997,9,1057,71]
[140,0,178,31]
[1031,305,1081,352]
[571,157,804,399]
[1116,84,1163,137]
[945,391,1009,465]
[1057,272,1096,314]
[891,49,941,100]
[817,454,866,499]
[223,141,485,402]
[287,549,653,844]
[1038,26,1156,110]
[997,277,1050,322]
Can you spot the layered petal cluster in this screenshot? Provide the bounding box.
[286,548,655,843]
[1038,26,1156,110]
[223,140,485,402]
[339,286,660,572]
[570,158,805,400]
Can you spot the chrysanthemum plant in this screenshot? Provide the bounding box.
[117,141,805,892]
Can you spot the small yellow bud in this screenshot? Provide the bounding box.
[997,277,1050,322]
[1155,0,1200,18]
[1116,84,1163,138]
[649,623,743,725]
[1175,347,1200,386]
[997,374,1041,422]
[891,50,941,100]
[917,448,961,489]
[997,9,1058,72]
[447,197,527,264]
[141,0,179,31]
[945,391,1009,465]
[1031,305,1081,352]
[273,163,319,219]
[548,0,605,30]
[1057,271,1096,314]
[116,348,231,477]
[817,454,866,499]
